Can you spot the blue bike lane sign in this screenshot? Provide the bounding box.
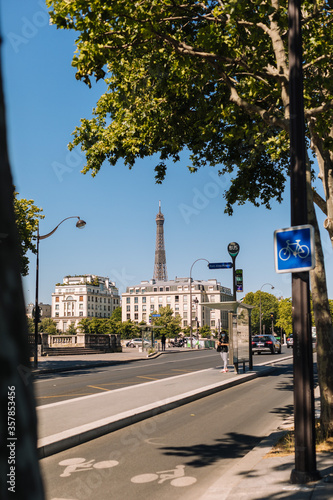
[274,225,315,273]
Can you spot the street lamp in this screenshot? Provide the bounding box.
[259,283,274,335]
[189,258,209,348]
[33,216,86,368]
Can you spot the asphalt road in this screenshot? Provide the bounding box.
[40,360,294,500]
[34,348,291,406]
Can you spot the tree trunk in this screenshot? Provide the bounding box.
[307,188,333,436]
[0,43,45,498]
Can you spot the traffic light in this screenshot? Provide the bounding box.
[270,312,274,320]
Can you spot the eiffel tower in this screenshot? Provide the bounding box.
[153,201,168,281]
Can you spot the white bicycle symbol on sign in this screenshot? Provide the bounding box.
[279,239,310,261]
[131,464,197,487]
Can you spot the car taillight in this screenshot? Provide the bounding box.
[266,341,273,344]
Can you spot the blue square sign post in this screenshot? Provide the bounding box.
[274,225,315,273]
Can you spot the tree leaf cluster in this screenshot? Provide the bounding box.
[13,192,44,276]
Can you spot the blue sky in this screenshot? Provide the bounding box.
[2,1,333,305]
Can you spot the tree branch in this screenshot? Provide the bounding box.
[312,188,327,215]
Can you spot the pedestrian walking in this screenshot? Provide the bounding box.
[161,333,166,351]
[217,331,229,373]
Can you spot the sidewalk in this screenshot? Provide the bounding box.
[34,349,333,499]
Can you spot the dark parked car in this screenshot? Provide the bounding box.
[252,335,281,354]
[286,334,293,348]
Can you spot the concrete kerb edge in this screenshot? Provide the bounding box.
[37,366,275,459]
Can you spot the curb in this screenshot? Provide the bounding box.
[37,365,275,458]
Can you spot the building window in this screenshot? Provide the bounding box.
[55,312,59,317]
[167,296,171,303]
[55,304,59,310]
[175,295,179,302]
[127,313,130,320]
[134,297,138,304]
[166,287,170,291]
[150,305,154,312]
[142,305,146,312]
[134,313,138,320]
[126,297,130,304]
[158,297,163,303]
[183,320,187,326]
[135,288,139,294]
[153,287,157,292]
[183,304,187,311]
[134,305,138,312]
[55,296,59,302]
[183,295,188,302]
[159,287,163,292]
[126,305,130,312]
[130,288,134,294]
[79,312,83,316]
[150,297,155,303]
[183,312,187,319]
[141,288,146,294]
[79,296,83,301]
[142,297,146,304]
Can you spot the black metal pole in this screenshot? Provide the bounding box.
[288,0,319,483]
[232,256,236,301]
[34,224,40,369]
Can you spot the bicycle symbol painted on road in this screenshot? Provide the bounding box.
[131,464,197,487]
[58,457,119,477]
[278,239,310,261]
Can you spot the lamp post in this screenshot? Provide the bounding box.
[259,283,274,335]
[33,216,86,368]
[189,258,209,348]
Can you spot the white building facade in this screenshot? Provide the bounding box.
[121,277,233,333]
[52,274,120,332]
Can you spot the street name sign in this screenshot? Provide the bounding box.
[208,262,233,269]
[151,314,161,317]
[274,224,315,273]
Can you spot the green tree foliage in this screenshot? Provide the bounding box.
[151,306,182,338]
[243,291,279,335]
[46,1,332,223]
[199,325,211,338]
[66,322,77,335]
[276,298,293,337]
[47,0,333,434]
[13,192,44,276]
[110,306,122,322]
[26,317,35,334]
[39,317,58,334]
[77,316,140,337]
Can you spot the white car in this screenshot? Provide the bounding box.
[126,338,150,348]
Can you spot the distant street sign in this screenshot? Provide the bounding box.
[208,262,233,269]
[274,225,315,273]
[151,314,161,317]
[236,269,243,292]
